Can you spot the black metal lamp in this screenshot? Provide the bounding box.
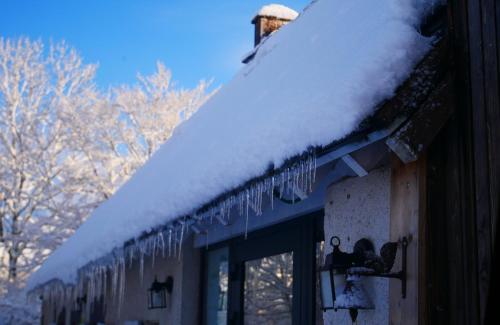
[147,276,174,309]
[319,236,361,310]
[76,295,87,311]
[319,235,408,322]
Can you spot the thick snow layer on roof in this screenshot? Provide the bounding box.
[29,0,439,288]
[256,4,299,20]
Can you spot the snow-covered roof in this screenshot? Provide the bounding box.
[254,4,299,21]
[29,0,439,289]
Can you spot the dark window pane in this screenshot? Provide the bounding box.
[205,247,229,325]
[244,252,293,325]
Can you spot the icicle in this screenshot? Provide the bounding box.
[103,266,108,300]
[168,228,173,257]
[158,232,166,258]
[257,183,262,215]
[178,219,185,260]
[309,158,314,191]
[128,246,135,269]
[313,153,317,183]
[245,189,250,239]
[94,268,100,300]
[112,259,119,301]
[86,277,92,321]
[261,182,265,212]
[310,156,314,192]
[283,169,287,196]
[254,186,257,213]
[300,162,304,192]
[295,169,300,203]
[307,157,312,192]
[271,176,275,209]
[88,270,94,308]
[94,267,99,300]
[152,235,157,268]
[139,243,145,285]
[117,257,126,316]
[239,193,244,215]
[173,230,178,257]
[254,184,258,215]
[89,269,95,305]
[78,275,84,302]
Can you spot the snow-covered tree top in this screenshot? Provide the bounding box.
[28,0,440,289]
[255,4,299,20]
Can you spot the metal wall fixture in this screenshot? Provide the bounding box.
[76,295,87,311]
[147,276,174,309]
[319,236,408,322]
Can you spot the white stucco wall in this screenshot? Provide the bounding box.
[103,235,200,325]
[323,167,391,325]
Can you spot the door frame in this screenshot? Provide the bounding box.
[201,211,323,325]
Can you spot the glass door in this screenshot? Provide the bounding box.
[203,214,322,325]
[229,217,318,325]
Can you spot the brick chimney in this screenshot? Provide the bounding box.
[251,4,298,46]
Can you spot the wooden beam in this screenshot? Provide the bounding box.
[292,187,308,200]
[386,79,453,163]
[190,223,203,234]
[215,214,230,227]
[448,0,500,322]
[341,154,368,177]
[389,155,427,325]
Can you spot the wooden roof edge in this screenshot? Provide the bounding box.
[319,35,450,159]
[386,74,454,163]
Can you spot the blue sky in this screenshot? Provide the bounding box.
[1,0,309,90]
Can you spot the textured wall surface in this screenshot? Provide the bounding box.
[323,167,391,325]
[104,236,200,325]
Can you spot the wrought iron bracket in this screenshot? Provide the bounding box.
[348,237,408,299]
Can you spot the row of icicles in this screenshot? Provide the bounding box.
[29,153,317,320]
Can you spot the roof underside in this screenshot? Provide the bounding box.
[29,0,442,289]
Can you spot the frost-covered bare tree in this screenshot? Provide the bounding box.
[0,37,213,324]
[75,62,212,200]
[0,37,100,283]
[244,253,294,325]
[0,37,100,324]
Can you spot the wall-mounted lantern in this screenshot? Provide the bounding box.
[75,295,87,312]
[319,236,408,322]
[147,276,174,309]
[319,236,354,309]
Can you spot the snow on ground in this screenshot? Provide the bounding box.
[256,4,299,20]
[28,0,439,289]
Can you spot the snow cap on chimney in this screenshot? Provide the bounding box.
[251,4,298,46]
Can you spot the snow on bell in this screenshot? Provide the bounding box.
[334,273,374,323]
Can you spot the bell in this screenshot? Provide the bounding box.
[334,274,374,322]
